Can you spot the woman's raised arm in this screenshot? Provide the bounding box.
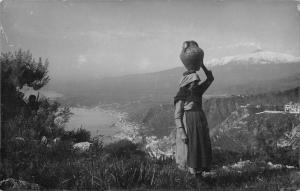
[197,63,214,94]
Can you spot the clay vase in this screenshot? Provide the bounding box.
[180,41,204,71]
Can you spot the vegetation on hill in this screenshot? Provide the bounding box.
[1,134,299,190]
[1,50,75,156]
[212,108,300,164]
[121,86,300,139]
[1,50,299,190]
[119,88,300,170]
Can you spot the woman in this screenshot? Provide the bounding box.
[174,40,214,176]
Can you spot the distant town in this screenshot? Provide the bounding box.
[241,102,300,115]
[284,102,300,114]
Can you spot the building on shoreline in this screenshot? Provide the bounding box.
[284,102,300,114]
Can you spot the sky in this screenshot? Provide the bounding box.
[1,0,300,84]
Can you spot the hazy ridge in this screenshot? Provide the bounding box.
[52,57,300,106]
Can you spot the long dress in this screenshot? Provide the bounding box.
[174,70,214,172]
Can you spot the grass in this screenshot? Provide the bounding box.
[1,139,298,191]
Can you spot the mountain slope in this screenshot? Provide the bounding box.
[126,87,300,163]
[203,86,300,131]
[120,87,300,139]
[212,107,300,155]
[52,51,300,106]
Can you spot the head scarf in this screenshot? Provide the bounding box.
[179,72,200,88]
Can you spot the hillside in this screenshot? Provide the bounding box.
[113,87,300,169]
[121,87,300,140]
[212,108,300,157]
[51,51,300,106]
[121,87,300,166]
[204,86,300,130]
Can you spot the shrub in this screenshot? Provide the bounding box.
[63,127,91,143]
[103,139,145,159]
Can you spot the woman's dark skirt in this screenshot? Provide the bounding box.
[185,109,212,171]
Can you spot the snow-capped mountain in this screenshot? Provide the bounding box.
[207,51,300,66]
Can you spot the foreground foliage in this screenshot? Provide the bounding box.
[1,50,299,190]
[1,139,298,191]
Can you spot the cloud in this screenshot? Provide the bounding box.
[138,58,152,71]
[77,54,87,68]
[208,42,262,51]
[227,42,262,49]
[80,30,151,41]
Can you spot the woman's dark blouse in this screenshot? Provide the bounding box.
[174,70,214,129]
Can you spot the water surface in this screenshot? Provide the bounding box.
[66,107,121,141]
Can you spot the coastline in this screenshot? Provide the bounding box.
[66,105,175,157]
[66,105,145,144]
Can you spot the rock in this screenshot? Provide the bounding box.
[11,137,25,144]
[73,142,91,152]
[10,137,26,148]
[41,136,47,145]
[281,171,300,191]
[231,160,253,169]
[290,171,300,189]
[14,137,25,142]
[53,137,61,145]
[0,178,40,190]
[267,161,283,170]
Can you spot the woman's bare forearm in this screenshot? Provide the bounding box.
[174,100,184,129]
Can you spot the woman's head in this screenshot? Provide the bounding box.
[180,40,204,71]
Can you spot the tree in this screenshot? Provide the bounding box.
[1,50,49,118]
[1,49,49,158]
